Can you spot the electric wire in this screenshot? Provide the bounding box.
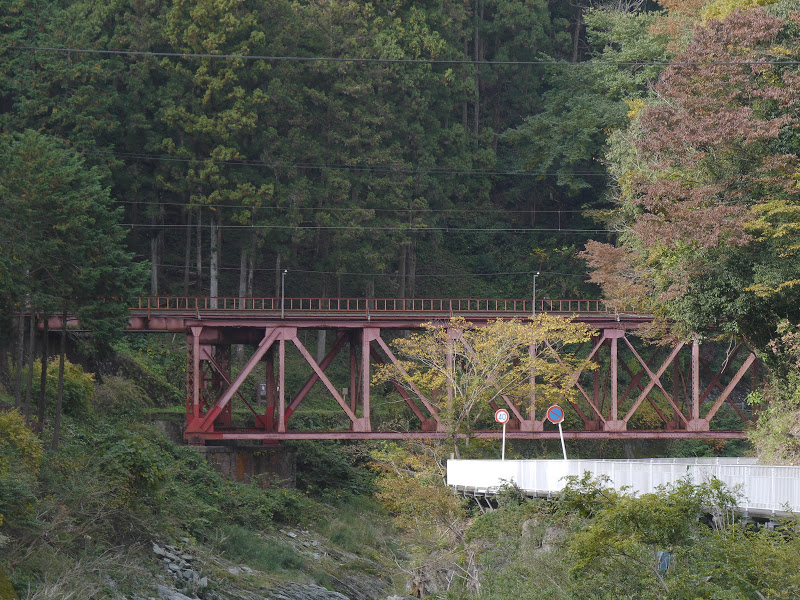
[84,150,608,178]
[123,222,613,233]
[156,263,590,279]
[7,45,800,67]
[116,199,590,214]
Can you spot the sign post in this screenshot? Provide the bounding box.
[495,409,510,460]
[546,404,567,460]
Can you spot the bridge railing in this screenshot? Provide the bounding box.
[133,296,613,314]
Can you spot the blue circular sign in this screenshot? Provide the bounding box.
[546,404,564,424]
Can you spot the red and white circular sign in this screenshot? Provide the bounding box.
[495,409,510,424]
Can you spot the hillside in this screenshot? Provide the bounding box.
[3,335,799,599]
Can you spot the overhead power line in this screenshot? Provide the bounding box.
[117,199,590,214]
[86,150,608,177]
[158,263,591,279]
[124,223,614,234]
[7,45,800,67]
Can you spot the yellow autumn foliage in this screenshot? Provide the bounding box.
[0,409,43,476]
[702,0,780,22]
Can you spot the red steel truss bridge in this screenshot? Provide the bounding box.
[127,296,759,444]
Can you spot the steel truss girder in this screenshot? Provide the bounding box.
[182,321,760,443]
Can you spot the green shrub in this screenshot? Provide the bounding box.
[99,430,170,508]
[64,423,171,513]
[21,358,96,416]
[112,335,184,406]
[0,409,43,473]
[94,375,151,419]
[262,486,316,526]
[213,523,303,572]
[293,441,375,499]
[0,410,42,527]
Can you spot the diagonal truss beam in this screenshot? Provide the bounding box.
[286,331,348,418]
[290,336,359,423]
[205,354,261,419]
[370,347,429,424]
[196,327,281,431]
[373,335,439,420]
[622,339,688,425]
[700,343,744,404]
[702,352,757,423]
[549,333,608,424]
[619,355,672,425]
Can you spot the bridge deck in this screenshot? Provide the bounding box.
[447,458,799,518]
[127,296,647,331]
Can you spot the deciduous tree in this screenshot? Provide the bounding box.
[582,6,800,345]
[374,315,594,456]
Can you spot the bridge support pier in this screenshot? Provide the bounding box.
[193,444,296,488]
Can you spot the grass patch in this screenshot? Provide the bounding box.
[213,524,304,572]
[319,495,393,561]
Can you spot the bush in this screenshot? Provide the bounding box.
[163,443,316,536]
[98,428,171,509]
[0,410,42,527]
[21,358,96,417]
[293,441,375,500]
[212,523,304,572]
[94,375,151,419]
[0,409,43,473]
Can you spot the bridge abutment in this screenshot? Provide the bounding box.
[192,444,297,488]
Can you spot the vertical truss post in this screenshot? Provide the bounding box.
[278,338,286,432]
[605,329,625,432]
[264,348,275,431]
[447,328,456,414]
[358,328,379,432]
[526,343,543,431]
[350,334,358,412]
[510,342,543,432]
[189,326,202,420]
[688,337,707,430]
[593,353,600,416]
[671,354,681,430]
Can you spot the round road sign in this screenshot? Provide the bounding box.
[495,409,510,424]
[546,404,564,425]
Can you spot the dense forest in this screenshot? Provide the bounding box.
[1,0,665,309]
[2,0,799,338]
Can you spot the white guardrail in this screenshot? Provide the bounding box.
[447,458,800,518]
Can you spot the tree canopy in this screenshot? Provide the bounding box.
[0,130,145,339]
[582,4,800,349]
[374,316,595,455]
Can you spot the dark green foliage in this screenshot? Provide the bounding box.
[450,474,800,600]
[111,334,186,406]
[556,471,618,518]
[0,458,38,528]
[0,0,618,306]
[0,130,146,340]
[94,375,151,419]
[293,441,375,502]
